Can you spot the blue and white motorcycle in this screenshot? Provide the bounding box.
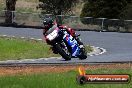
[45,25,87,60]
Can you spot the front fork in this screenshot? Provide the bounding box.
[52,42,68,54]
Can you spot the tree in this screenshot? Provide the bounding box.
[120,2,132,19]
[5,0,17,23]
[38,0,78,15]
[80,0,129,19]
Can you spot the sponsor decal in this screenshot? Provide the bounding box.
[76,66,130,84]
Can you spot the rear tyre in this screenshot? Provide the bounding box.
[55,44,71,61]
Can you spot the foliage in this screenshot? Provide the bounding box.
[80,0,131,19]
[120,3,132,19]
[5,0,17,23]
[38,0,78,15]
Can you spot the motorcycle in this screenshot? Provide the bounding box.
[45,25,87,60]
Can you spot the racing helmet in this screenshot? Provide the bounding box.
[43,18,54,29]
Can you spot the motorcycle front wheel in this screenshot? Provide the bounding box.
[55,43,71,61]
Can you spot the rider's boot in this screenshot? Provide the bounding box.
[75,37,84,49]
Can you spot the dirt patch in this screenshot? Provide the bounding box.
[0,63,131,76]
[0,65,78,76]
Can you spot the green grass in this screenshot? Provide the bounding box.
[0,37,59,61]
[0,37,92,61]
[85,45,93,53]
[0,68,131,88]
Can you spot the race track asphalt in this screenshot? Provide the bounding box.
[0,27,132,64]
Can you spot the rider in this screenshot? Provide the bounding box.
[43,17,84,54]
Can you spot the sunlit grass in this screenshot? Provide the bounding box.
[0,37,59,61]
[0,37,92,61]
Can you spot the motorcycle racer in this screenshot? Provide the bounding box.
[43,17,84,54]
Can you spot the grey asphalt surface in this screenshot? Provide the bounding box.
[0,27,132,64]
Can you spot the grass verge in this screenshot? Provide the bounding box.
[0,36,92,61]
[0,66,131,88]
[0,37,59,61]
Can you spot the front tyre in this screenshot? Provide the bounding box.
[55,44,71,61]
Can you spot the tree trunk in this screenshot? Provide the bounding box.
[5,0,16,24]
